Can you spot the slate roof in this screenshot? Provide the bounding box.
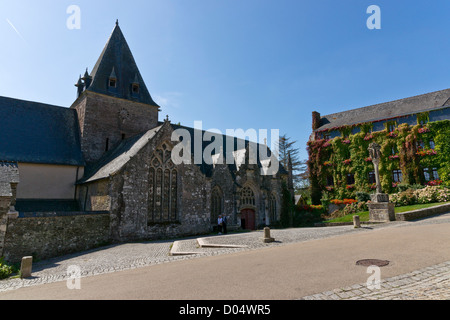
[0,96,85,166]
[79,125,163,183]
[169,123,287,177]
[86,22,160,107]
[79,122,286,184]
[316,88,450,132]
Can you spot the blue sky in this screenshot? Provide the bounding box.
[1,0,450,161]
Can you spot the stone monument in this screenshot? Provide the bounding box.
[368,143,396,222]
[262,227,275,243]
[20,256,33,279]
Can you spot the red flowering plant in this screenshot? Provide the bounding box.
[389,154,400,160]
[388,131,398,138]
[418,127,430,134]
[323,140,332,148]
[427,180,443,186]
[364,134,374,141]
[342,139,351,145]
[323,161,333,167]
[365,157,373,163]
[392,183,398,188]
[343,199,357,205]
[342,159,352,165]
[416,149,437,157]
[329,199,357,205]
[325,186,334,192]
[369,183,377,190]
[346,185,355,190]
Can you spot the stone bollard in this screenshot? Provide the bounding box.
[20,256,33,279]
[262,227,275,243]
[353,215,361,229]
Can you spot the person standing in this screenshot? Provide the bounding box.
[218,215,223,234]
[222,214,228,234]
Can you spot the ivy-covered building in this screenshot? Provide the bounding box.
[308,88,450,204]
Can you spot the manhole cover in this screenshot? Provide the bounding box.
[356,259,390,267]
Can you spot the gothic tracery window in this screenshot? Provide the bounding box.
[148,142,178,223]
[240,186,256,207]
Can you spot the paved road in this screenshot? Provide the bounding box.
[0,213,450,300]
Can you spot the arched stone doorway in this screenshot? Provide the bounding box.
[239,186,257,230]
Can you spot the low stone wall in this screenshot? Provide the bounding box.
[3,212,110,263]
[314,221,385,227]
[395,203,450,221]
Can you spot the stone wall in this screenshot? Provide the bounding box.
[395,203,450,221]
[71,91,159,164]
[210,164,238,225]
[0,196,11,257]
[3,213,110,263]
[78,179,111,212]
[106,124,213,242]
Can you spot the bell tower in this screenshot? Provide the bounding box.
[70,21,161,164]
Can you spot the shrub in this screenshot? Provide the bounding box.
[414,186,449,204]
[390,186,450,207]
[356,192,371,202]
[0,258,14,280]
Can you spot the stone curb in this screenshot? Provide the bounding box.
[169,241,205,256]
[197,237,249,249]
[168,237,249,256]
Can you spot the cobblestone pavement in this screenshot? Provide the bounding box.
[1,213,450,299]
[301,261,450,300]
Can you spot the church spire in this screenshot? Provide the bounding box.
[84,21,160,107]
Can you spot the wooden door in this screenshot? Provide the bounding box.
[241,209,256,230]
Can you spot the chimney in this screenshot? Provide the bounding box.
[312,111,321,131]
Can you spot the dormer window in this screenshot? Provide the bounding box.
[109,67,117,89]
[109,78,117,88]
[132,83,140,94]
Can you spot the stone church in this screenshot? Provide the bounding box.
[0,22,287,260]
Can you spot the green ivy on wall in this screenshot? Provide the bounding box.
[308,120,449,205]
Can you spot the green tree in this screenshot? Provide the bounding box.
[277,134,309,191]
[280,181,294,228]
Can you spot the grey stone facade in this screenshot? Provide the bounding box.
[0,162,19,257]
[0,22,286,262]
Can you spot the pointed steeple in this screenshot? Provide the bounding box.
[86,22,160,107]
[75,75,84,98]
[82,68,92,89]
